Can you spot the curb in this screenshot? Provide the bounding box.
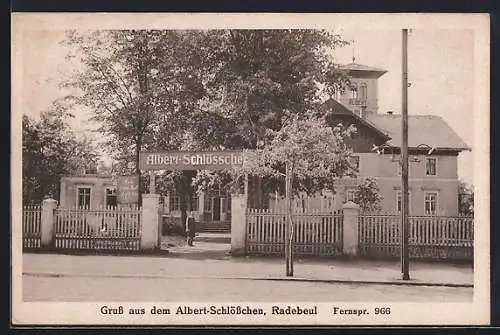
[22,271,473,288]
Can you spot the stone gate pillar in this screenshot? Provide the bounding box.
[342,201,360,256]
[231,194,247,256]
[41,198,57,247]
[141,194,160,251]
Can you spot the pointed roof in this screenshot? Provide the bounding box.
[367,114,471,151]
[339,62,387,78]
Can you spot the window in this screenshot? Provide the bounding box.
[189,196,199,212]
[77,187,91,209]
[425,157,437,176]
[349,156,360,175]
[424,192,438,215]
[346,189,357,203]
[169,196,180,212]
[105,188,117,208]
[351,84,358,99]
[396,191,411,213]
[360,83,367,100]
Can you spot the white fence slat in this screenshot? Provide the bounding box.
[48,206,141,252]
[246,208,343,256]
[358,213,473,260]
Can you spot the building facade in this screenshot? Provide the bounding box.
[272,60,470,216]
[58,60,469,218]
[59,175,118,209]
[59,174,234,231]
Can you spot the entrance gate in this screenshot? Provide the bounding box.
[139,150,248,253]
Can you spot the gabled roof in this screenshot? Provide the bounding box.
[338,62,387,78]
[321,99,391,141]
[366,114,471,151]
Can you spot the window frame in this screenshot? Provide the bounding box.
[349,155,360,176]
[424,191,439,215]
[76,185,92,209]
[169,195,181,212]
[359,82,368,100]
[425,157,438,176]
[104,187,117,208]
[396,190,412,213]
[345,189,357,203]
[351,83,358,99]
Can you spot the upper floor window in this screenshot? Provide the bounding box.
[77,186,91,209]
[425,157,437,176]
[424,192,438,215]
[105,188,117,208]
[350,84,358,99]
[359,83,368,100]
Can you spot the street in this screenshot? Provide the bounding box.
[21,252,473,302]
[23,274,472,302]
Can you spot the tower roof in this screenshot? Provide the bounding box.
[339,62,387,78]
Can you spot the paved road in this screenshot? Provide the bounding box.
[22,252,473,286]
[23,274,472,302]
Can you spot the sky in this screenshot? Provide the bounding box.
[20,28,475,185]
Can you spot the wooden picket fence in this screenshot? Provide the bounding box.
[246,209,343,256]
[22,205,42,249]
[54,206,142,252]
[358,213,474,261]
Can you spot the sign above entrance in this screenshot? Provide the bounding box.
[139,151,246,171]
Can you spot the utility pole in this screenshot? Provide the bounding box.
[285,162,294,277]
[401,28,410,280]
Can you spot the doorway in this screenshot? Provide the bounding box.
[212,197,221,221]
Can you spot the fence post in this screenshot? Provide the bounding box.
[41,198,57,248]
[342,201,360,257]
[141,194,160,251]
[231,194,247,256]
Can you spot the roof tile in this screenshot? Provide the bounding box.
[366,114,470,151]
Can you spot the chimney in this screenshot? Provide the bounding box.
[387,111,394,115]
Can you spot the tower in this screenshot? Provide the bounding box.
[337,57,387,118]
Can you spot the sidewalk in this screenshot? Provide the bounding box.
[22,250,473,287]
